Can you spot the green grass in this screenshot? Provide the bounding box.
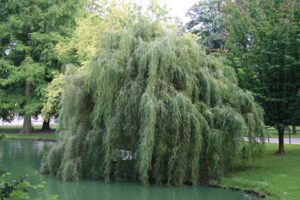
[0,125,59,140]
[221,144,300,200]
[1,133,59,140]
[0,125,58,133]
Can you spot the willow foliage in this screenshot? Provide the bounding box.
[41,20,264,185]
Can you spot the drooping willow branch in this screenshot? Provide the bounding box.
[41,20,264,185]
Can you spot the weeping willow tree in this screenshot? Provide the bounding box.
[41,19,264,185]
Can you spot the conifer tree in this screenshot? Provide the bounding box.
[0,0,82,132]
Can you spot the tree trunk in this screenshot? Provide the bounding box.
[41,119,51,131]
[21,81,33,133]
[288,126,291,144]
[21,114,33,133]
[277,125,285,154]
[292,125,296,135]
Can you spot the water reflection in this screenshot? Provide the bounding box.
[0,140,257,200]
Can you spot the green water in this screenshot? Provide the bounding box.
[0,140,258,200]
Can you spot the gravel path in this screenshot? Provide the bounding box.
[265,138,300,145]
[244,137,300,145]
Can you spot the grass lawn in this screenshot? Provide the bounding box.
[0,125,59,140]
[221,144,300,200]
[1,133,59,140]
[0,125,58,133]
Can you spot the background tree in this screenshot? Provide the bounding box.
[0,0,82,132]
[223,0,300,154]
[186,0,225,54]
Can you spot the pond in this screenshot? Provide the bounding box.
[0,140,258,200]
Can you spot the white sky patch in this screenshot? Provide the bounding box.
[164,0,198,22]
[132,0,198,23]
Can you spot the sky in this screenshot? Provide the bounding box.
[133,0,199,23]
[163,0,198,22]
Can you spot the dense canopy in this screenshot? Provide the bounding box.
[0,0,81,132]
[41,20,264,185]
[223,0,300,153]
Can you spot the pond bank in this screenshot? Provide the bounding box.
[210,184,265,199]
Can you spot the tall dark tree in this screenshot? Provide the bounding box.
[0,0,82,132]
[223,0,300,153]
[186,0,225,54]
